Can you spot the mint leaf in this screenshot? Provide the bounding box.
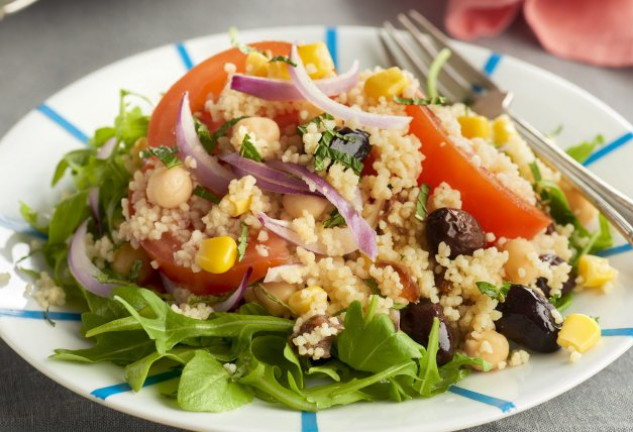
[196,116,247,154]
[415,184,430,221]
[192,185,220,204]
[140,145,180,168]
[239,133,263,162]
[268,56,297,67]
[476,281,511,302]
[394,96,447,106]
[323,209,346,228]
[228,27,265,56]
[549,293,573,312]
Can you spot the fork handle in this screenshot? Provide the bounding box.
[507,110,633,246]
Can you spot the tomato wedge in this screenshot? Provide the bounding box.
[148,41,292,149]
[407,105,551,239]
[139,41,293,295]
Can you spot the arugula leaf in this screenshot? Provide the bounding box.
[336,297,422,373]
[413,317,441,396]
[140,146,180,168]
[394,96,447,106]
[47,191,89,245]
[566,134,605,163]
[415,184,430,221]
[237,222,249,262]
[195,116,247,154]
[124,347,194,391]
[590,214,613,253]
[323,209,346,228]
[178,350,253,412]
[239,134,263,162]
[268,56,297,67]
[115,90,151,147]
[19,201,48,234]
[476,281,511,302]
[192,185,220,204]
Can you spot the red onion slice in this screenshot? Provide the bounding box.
[258,213,358,256]
[230,60,359,101]
[176,92,236,195]
[68,220,117,297]
[219,153,321,196]
[288,44,412,130]
[213,266,253,312]
[88,188,101,233]
[267,161,377,260]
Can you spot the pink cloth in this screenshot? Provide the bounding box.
[445,0,633,67]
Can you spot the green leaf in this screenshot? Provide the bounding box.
[566,134,605,163]
[590,214,613,253]
[415,184,430,221]
[476,281,511,302]
[239,133,263,162]
[19,201,48,234]
[115,90,150,147]
[268,56,297,67]
[52,331,154,365]
[549,293,573,312]
[237,222,249,262]
[336,297,422,373]
[323,209,346,228]
[427,48,451,99]
[414,318,441,396]
[140,145,180,168]
[228,27,265,56]
[124,347,195,392]
[197,116,248,154]
[47,191,89,245]
[192,185,220,204]
[394,96,447,106]
[178,350,253,412]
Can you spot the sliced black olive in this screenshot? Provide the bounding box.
[330,127,371,162]
[495,284,561,353]
[535,254,576,298]
[425,208,486,259]
[400,300,455,365]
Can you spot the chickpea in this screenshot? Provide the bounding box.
[464,330,509,370]
[282,194,330,219]
[501,238,539,284]
[254,282,298,317]
[146,165,193,209]
[234,117,280,147]
[560,180,598,226]
[112,243,154,284]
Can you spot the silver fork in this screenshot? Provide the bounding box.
[382,10,633,247]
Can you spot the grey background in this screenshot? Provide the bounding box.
[1,0,632,431]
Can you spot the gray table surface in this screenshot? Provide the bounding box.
[1,0,632,431]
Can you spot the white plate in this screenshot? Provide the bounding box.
[1,26,633,432]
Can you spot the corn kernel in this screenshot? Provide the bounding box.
[195,236,238,274]
[297,42,335,79]
[492,117,515,145]
[578,254,617,288]
[288,286,328,316]
[364,67,409,99]
[227,196,252,217]
[268,59,290,80]
[245,52,270,77]
[557,313,601,353]
[458,115,491,139]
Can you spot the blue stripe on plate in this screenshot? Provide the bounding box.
[482,53,502,76]
[449,386,515,412]
[0,214,48,239]
[0,309,81,321]
[602,328,633,337]
[301,411,319,432]
[175,42,194,71]
[583,132,633,167]
[36,104,89,144]
[325,26,338,70]
[91,369,182,400]
[595,243,632,257]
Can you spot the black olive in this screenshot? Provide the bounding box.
[400,300,455,365]
[535,254,576,298]
[495,284,561,353]
[425,208,486,259]
[330,127,371,162]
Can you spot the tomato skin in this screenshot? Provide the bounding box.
[147,41,292,149]
[141,233,289,295]
[407,105,551,239]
